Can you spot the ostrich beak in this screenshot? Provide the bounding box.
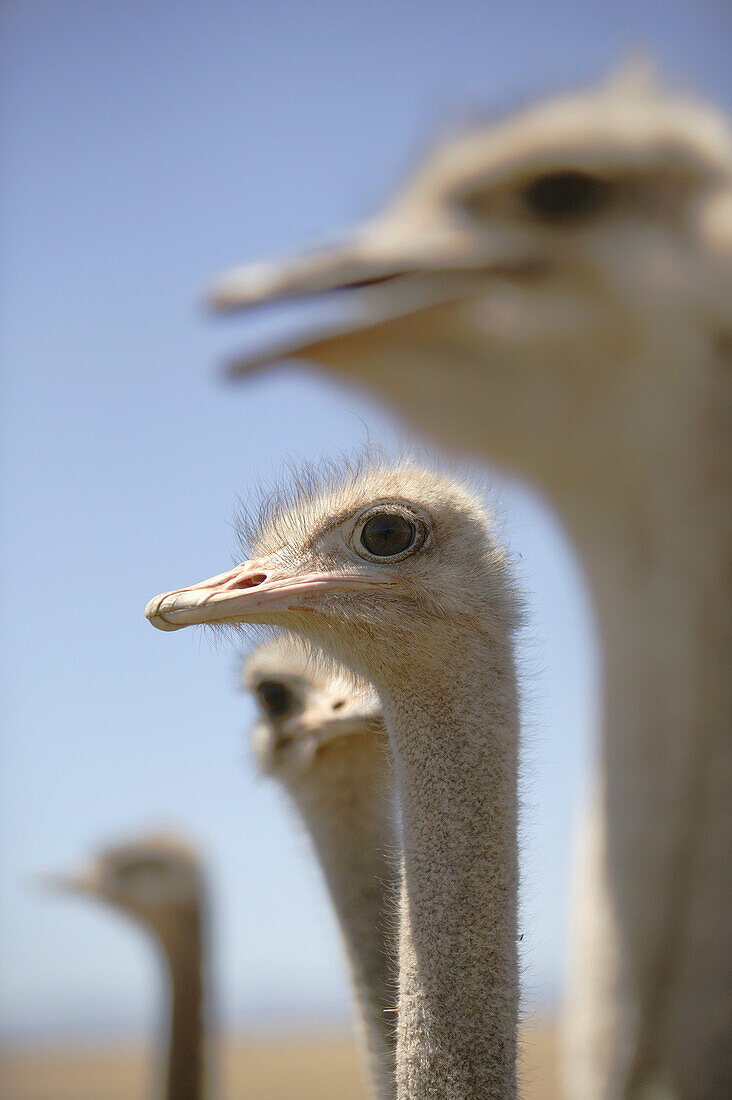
[205,219,520,377]
[145,559,391,632]
[295,704,384,742]
[33,869,98,896]
[208,231,419,311]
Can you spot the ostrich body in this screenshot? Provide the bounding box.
[245,636,397,1099]
[52,834,210,1100]
[208,72,732,1097]
[147,459,522,1099]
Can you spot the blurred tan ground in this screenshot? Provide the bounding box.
[1,1022,556,1100]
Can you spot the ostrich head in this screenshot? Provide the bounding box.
[49,834,203,938]
[210,70,732,483]
[146,458,519,685]
[245,635,383,780]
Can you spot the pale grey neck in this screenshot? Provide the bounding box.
[551,347,731,1096]
[157,906,210,1100]
[286,738,398,1100]
[378,637,520,1100]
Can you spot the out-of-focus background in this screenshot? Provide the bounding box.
[1,1,729,1097]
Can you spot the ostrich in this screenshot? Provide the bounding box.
[147,457,523,1099]
[207,70,732,1097]
[245,635,398,1099]
[49,833,211,1100]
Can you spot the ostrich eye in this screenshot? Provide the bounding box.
[360,513,417,558]
[523,170,610,221]
[117,857,167,881]
[256,680,293,718]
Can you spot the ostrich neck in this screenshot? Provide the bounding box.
[287,735,397,1100]
[555,353,731,1097]
[158,906,208,1100]
[378,638,520,1100]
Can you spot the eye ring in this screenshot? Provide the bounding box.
[351,504,428,563]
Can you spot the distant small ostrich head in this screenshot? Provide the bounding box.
[48,834,203,936]
[245,636,383,780]
[146,459,519,684]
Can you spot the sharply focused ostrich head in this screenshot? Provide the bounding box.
[49,833,203,935]
[245,636,383,779]
[146,459,519,684]
[210,70,732,483]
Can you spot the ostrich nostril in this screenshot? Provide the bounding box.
[332,700,345,710]
[230,572,267,590]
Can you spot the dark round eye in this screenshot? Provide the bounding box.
[117,857,167,881]
[256,680,293,719]
[523,171,610,222]
[360,512,417,558]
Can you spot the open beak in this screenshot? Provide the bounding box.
[145,558,391,632]
[205,217,521,376]
[207,223,541,379]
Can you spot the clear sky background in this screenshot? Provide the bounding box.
[1,0,729,1040]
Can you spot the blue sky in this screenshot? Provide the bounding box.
[1,0,729,1039]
